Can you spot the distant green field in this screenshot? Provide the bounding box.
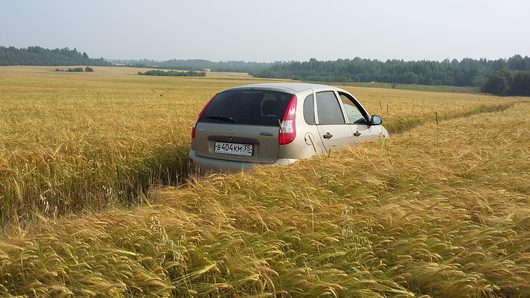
[334,81,480,93]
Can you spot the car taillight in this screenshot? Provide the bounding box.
[279,95,297,145]
[191,95,216,139]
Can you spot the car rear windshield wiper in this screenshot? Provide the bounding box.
[206,115,238,123]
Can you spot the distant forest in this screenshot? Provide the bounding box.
[1,46,528,96]
[0,46,111,66]
[251,56,530,96]
[111,58,272,73]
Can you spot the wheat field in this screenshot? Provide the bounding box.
[0,66,528,297]
[0,66,515,228]
[0,66,258,226]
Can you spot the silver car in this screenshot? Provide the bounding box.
[189,83,388,172]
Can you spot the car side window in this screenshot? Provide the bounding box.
[339,93,367,124]
[316,91,345,125]
[303,94,315,125]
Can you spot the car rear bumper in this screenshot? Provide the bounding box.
[189,150,297,173]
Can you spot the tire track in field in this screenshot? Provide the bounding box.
[387,101,517,134]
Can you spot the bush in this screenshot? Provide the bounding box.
[55,67,84,72]
[67,67,84,72]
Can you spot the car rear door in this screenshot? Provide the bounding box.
[193,89,292,164]
[315,91,354,151]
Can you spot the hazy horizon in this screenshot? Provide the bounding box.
[1,0,529,63]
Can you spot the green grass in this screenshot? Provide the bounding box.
[335,81,481,93]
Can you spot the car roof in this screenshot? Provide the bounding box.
[225,83,343,94]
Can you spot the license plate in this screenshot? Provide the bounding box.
[214,142,253,157]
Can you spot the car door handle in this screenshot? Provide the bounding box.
[354,131,361,137]
[323,132,333,139]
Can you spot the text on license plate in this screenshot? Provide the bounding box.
[214,142,253,157]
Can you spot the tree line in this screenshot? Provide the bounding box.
[251,56,530,96]
[137,69,205,77]
[112,58,272,73]
[0,46,111,66]
[2,45,528,96]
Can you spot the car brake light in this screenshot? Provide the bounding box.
[279,95,297,145]
[192,95,216,139]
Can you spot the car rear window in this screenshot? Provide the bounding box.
[200,90,292,126]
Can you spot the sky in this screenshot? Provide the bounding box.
[1,0,529,62]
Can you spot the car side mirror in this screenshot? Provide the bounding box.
[370,115,383,126]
